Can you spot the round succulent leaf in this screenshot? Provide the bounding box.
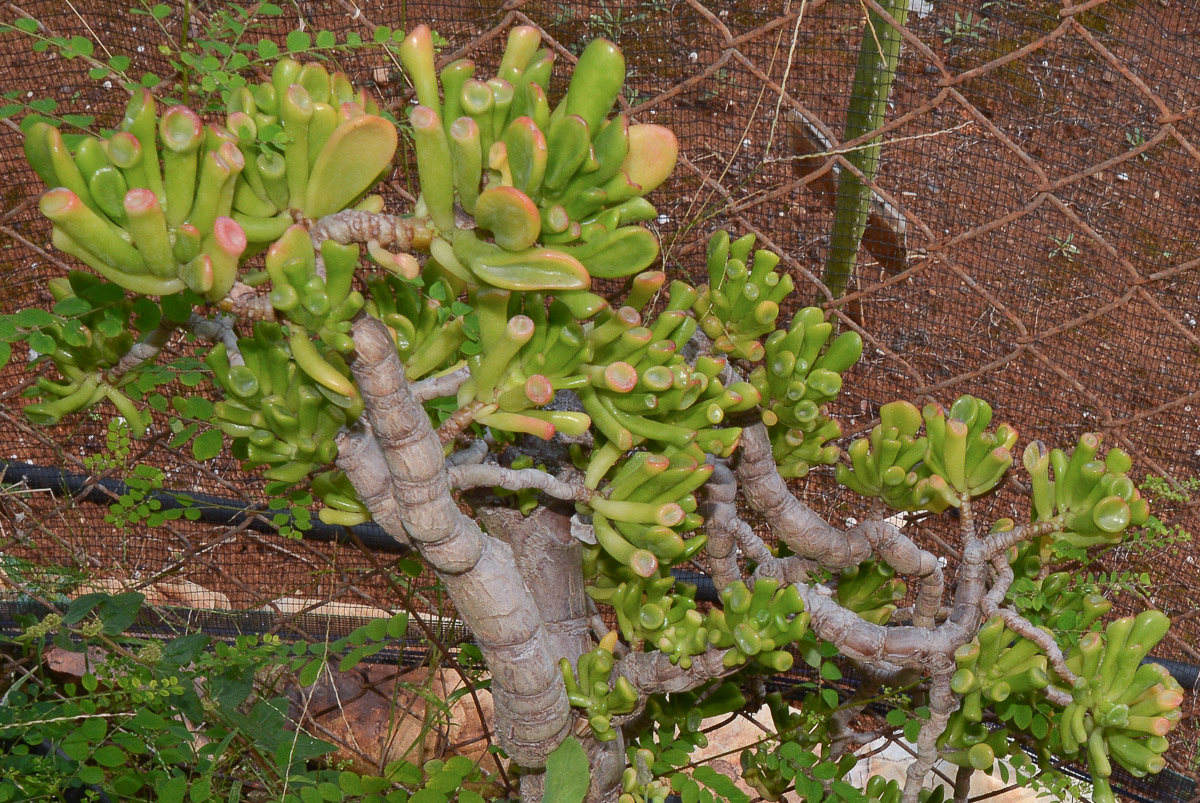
[564,225,661,279]
[563,38,625,135]
[304,115,398,218]
[1105,447,1133,475]
[878,403,920,439]
[619,124,679,194]
[475,186,542,251]
[455,232,591,291]
[1091,495,1131,533]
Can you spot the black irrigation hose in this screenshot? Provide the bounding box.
[0,460,725,595]
[0,460,410,555]
[1152,656,1200,692]
[6,462,1200,682]
[5,462,1199,679]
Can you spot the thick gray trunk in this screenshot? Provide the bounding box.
[338,318,571,767]
[479,506,625,801]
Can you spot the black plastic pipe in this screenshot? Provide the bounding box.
[0,460,726,596]
[5,461,1199,690]
[0,460,409,554]
[1147,656,1199,693]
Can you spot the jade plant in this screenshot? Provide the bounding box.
[11,23,1185,803]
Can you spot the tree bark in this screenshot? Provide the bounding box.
[338,317,571,768]
[479,506,624,802]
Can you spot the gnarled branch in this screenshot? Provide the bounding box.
[449,463,586,502]
[852,519,944,629]
[614,645,737,698]
[103,322,175,384]
[309,209,434,252]
[736,423,871,569]
[412,366,470,404]
[339,317,570,767]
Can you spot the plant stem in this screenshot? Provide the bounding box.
[821,0,910,299]
[180,1,193,107]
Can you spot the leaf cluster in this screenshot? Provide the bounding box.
[0,590,498,802]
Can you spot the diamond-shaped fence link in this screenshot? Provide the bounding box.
[0,0,1198,798]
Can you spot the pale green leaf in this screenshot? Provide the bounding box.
[191,428,224,460]
[543,736,589,803]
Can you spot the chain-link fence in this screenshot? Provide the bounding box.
[1,0,1198,798]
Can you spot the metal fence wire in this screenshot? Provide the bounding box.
[0,0,1198,799]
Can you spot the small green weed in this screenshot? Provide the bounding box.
[1047,233,1080,261]
[941,11,989,44]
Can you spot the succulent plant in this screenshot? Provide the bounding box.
[25,77,393,298]
[836,557,907,625]
[1056,612,1182,802]
[22,272,153,435]
[560,631,638,741]
[1023,434,1150,546]
[952,618,1053,720]
[694,230,793,361]
[836,395,1016,511]
[206,319,361,487]
[13,23,1182,803]
[746,301,862,478]
[395,26,676,294]
[705,577,809,671]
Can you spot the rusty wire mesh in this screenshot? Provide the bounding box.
[1,0,1199,798]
